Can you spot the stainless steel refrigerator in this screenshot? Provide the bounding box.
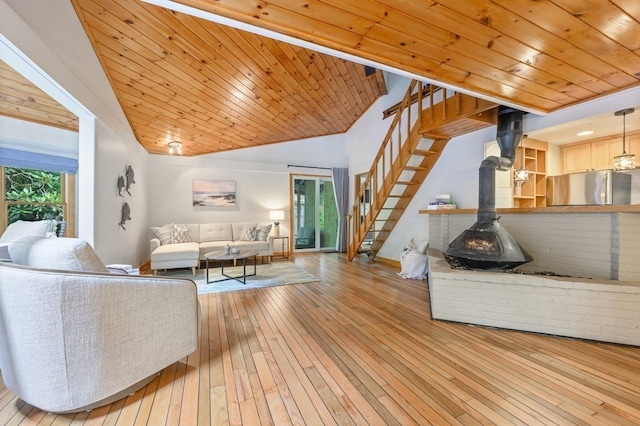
[546,170,632,206]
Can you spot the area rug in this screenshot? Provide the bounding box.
[156,262,320,294]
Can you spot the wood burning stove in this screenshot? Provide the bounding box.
[445,106,533,270]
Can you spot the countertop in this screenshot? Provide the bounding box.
[419,205,640,214]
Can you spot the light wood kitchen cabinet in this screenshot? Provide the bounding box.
[512,138,547,208]
[561,143,591,174]
[592,139,622,171]
[561,132,640,174]
[627,133,640,157]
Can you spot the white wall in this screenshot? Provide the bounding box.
[0,116,78,158]
[147,156,289,230]
[146,134,346,259]
[5,0,640,267]
[2,0,150,266]
[347,77,640,262]
[208,133,348,168]
[346,73,499,260]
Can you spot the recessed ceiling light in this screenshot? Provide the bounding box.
[576,130,594,137]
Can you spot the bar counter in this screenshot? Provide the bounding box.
[419,204,640,215]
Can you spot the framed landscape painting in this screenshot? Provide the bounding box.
[192,180,236,207]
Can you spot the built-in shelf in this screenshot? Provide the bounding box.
[512,139,547,208]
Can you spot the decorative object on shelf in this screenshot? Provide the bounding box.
[231,245,240,255]
[119,202,131,230]
[513,135,529,186]
[125,165,135,195]
[513,135,530,196]
[224,243,230,255]
[192,180,236,207]
[269,210,285,237]
[613,108,636,171]
[117,175,125,197]
[168,141,182,155]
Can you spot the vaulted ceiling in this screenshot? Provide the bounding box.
[3,1,640,157]
[168,0,640,113]
[68,0,389,156]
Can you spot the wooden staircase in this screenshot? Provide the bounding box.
[348,80,499,260]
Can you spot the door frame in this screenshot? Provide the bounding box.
[290,173,337,253]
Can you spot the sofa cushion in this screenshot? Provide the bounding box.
[199,241,228,257]
[171,223,190,243]
[184,224,200,243]
[239,224,256,241]
[255,224,272,241]
[0,220,52,244]
[233,240,270,252]
[200,223,232,242]
[151,242,200,262]
[9,235,109,273]
[232,222,259,241]
[151,225,172,245]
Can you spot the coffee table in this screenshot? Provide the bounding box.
[204,250,259,284]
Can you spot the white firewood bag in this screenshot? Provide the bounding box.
[398,239,429,280]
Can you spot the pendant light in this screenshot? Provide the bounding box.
[613,108,635,171]
[514,135,529,185]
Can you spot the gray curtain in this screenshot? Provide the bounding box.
[332,167,349,253]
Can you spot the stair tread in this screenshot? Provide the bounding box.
[403,165,427,171]
[413,149,437,156]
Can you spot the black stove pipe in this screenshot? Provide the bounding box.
[477,107,524,221]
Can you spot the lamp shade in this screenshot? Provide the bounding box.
[269,210,285,222]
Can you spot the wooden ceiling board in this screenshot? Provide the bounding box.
[69,0,386,156]
[0,60,79,132]
[173,0,640,114]
[442,2,636,91]
[8,0,639,156]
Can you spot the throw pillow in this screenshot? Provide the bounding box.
[151,225,172,245]
[239,224,257,241]
[255,224,272,241]
[0,219,52,244]
[171,223,190,244]
[9,235,110,273]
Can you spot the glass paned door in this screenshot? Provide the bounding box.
[292,176,338,251]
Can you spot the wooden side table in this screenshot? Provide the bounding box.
[272,236,289,259]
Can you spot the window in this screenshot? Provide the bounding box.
[1,166,75,235]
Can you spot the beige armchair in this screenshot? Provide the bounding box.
[0,236,199,413]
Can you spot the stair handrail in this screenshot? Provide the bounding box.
[349,80,424,256]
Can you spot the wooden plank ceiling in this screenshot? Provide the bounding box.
[67,0,387,156]
[173,0,640,113]
[0,60,79,132]
[4,1,639,157]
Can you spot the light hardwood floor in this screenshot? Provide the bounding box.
[2,253,640,425]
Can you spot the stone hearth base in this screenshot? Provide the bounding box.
[428,251,640,346]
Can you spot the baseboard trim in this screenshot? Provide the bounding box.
[375,256,401,268]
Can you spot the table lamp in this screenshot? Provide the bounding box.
[269,210,285,237]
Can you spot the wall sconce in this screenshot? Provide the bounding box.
[168,141,182,155]
[269,210,285,237]
[613,108,636,171]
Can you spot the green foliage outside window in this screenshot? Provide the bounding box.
[4,167,63,224]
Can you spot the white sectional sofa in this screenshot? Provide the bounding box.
[150,222,274,275]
